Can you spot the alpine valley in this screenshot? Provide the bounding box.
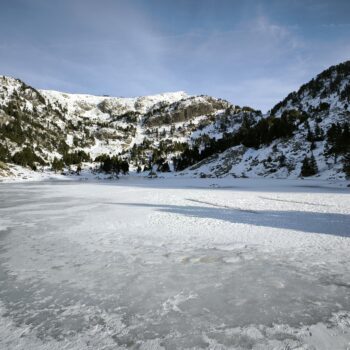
[0,60,350,181]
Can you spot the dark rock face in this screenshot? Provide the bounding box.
[144,97,230,127]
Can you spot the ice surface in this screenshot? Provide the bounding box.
[0,178,350,349]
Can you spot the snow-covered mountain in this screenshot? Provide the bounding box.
[0,75,256,175]
[0,60,349,180]
[185,61,350,180]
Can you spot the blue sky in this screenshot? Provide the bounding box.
[1,0,349,111]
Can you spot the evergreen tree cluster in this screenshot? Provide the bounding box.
[233,110,305,149]
[343,153,350,178]
[128,137,188,172]
[306,121,325,150]
[0,115,26,144]
[300,154,318,177]
[306,122,324,143]
[62,150,91,166]
[51,157,64,172]
[50,150,91,172]
[173,146,201,171]
[95,154,129,175]
[0,144,10,162]
[324,122,350,163]
[323,122,350,177]
[154,158,170,172]
[173,110,304,171]
[12,147,44,170]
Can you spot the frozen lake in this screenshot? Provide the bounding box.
[0,178,350,349]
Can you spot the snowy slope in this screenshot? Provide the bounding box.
[185,61,350,180]
[41,89,189,119]
[0,75,236,169]
[0,60,349,180]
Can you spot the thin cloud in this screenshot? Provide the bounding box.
[0,1,349,111]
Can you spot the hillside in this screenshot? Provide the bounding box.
[184,61,350,180]
[0,75,259,176]
[0,61,349,180]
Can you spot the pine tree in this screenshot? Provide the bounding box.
[310,140,316,150]
[306,126,314,142]
[300,156,311,177]
[52,157,64,173]
[120,160,129,175]
[309,154,319,175]
[12,147,43,170]
[340,123,350,154]
[343,152,350,178]
[159,161,170,172]
[300,154,318,177]
[324,123,342,163]
[324,122,350,163]
[0,144,10,162]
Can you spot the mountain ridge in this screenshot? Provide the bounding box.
[0,61,349,181]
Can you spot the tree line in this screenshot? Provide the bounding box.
[173,110,305,171]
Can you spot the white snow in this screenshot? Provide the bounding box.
[0,178,349,349]
[40,89,189,117]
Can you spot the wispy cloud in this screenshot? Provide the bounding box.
[0,0,349,111]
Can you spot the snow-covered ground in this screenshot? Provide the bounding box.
[0,178,350,349]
